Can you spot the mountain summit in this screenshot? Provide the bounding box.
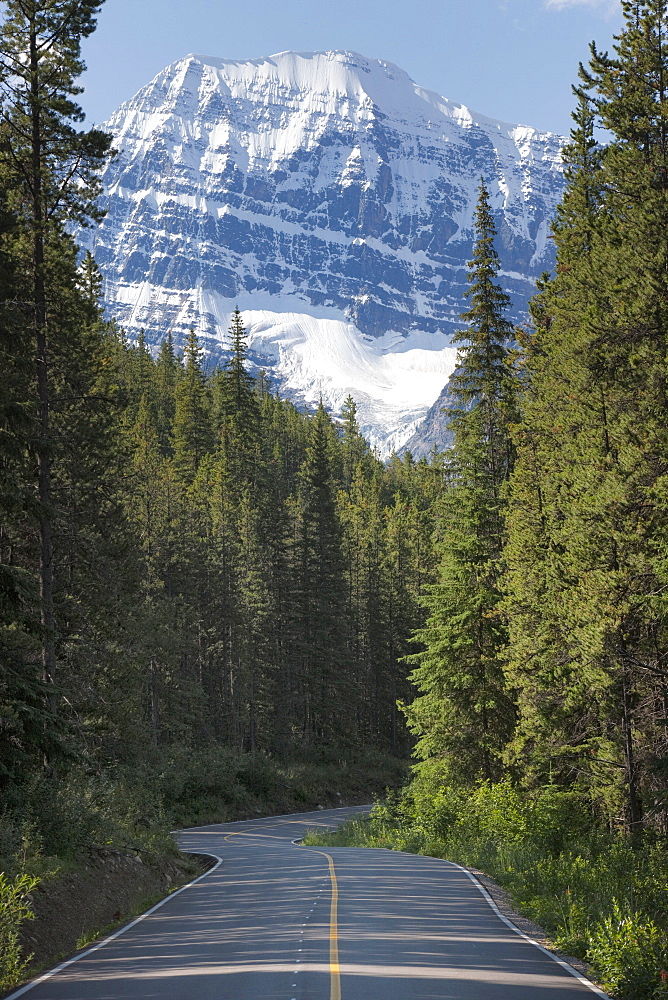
[84,50,566,454]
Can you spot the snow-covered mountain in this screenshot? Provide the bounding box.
[84,49,566,455]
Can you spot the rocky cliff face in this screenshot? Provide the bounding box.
[83,49,565,454]
[400,379,456,460]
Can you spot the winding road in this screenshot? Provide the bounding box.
[8,806,609,999]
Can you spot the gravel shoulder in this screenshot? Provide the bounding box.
[467,866,601,986]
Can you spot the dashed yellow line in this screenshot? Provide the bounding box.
[223,831,342,999]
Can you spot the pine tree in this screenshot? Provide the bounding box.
[404,181,517,783]
[502,89,609,802]
[338,463,387,743]
[79,249,104,307]
[228,486,276,752]
[448,180,516,490]
[0,0,112,690]
[340,394,371,487]
[127,331,155,414]
[289,403,353,746]
[172,329,214,483]
[212,308,260,485]
[504,0,668,835]
[0,166,61,789]
[381,488,435,754]
[218,308,257,418]
[154,333,180,456]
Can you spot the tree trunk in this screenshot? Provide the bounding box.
[30,17,57,700]
[621,668,642,842]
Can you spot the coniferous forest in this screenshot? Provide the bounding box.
[310,4,668,996]
[0,0,434,880]
[1,1,668,997]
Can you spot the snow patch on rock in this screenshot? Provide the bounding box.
[83,48,566,454]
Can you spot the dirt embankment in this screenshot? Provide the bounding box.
[20,849,206,977]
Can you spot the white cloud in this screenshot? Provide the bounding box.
[545,0,619,11]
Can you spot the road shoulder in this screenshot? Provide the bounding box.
[467,866,601,987]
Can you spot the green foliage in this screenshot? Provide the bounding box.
[4,13,668,1000]
[154,746,279,826]
[0,0,112,226]
[0,871,39,991]
[308,773,668,998]
[214,308,258,428]
[588,902,668,1000]
[0,0,118,785]
[503,0,668,836]
[404,181,517,781]
[0,9,427,992]
[0,769,173,871]
[172,328,214,482]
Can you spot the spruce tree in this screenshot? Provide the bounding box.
[0,0,113,689]
[0,167,62,789]
[382,489,435,754]
[340,394,370,487]
[338,463,387,743]
[290,403,352,746]
[404,181,517,783]
[213,308,260,485]
[218,307,257,418]
[172,329,214,483]
[79,249,104,307]
[504,0,668,835]
[154,333,180,456]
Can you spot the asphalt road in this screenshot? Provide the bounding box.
[9,806,609,1000]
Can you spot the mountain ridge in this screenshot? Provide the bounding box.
[83,48,566,454]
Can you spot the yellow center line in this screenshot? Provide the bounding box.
[223,832,288,842]
[324,851,341,1000]
[223,832,342,999]
[296,846,341,1000]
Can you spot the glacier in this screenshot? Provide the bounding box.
[82,49,566,455]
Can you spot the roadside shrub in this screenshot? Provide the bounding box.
[587,902,668,1000]
[0,871,39,991]
[155,745,267,825]
[25,773,99,858]
[307,774,668,998]
[0,813,23,875]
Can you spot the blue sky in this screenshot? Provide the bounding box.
[81,0,623,137]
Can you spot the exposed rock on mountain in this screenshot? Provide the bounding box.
[83,49,565,454]
[400,379,456,460]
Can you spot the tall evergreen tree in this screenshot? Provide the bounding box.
[172,328,214,483]
[213,308,260,485]
[404,182,517,783]
[217,308,257,418]
[0,164,61,792]
[340,394,371,487]
[79,249,103,307]
[290,403,352,746]
[504,0,668,835]
[0,0,112,690]
[154,333,180,456]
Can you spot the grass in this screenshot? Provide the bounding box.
[303,778,668,1000]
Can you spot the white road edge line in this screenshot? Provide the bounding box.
[295,820,609,998]
[4,852,224,1000]
[381,848,609,999]
[449,861,610,998]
